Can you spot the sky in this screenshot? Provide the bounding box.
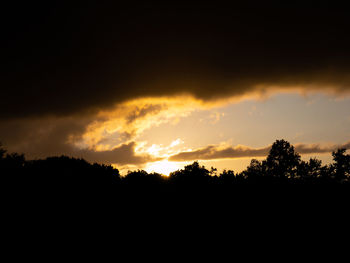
[1,2,350,175]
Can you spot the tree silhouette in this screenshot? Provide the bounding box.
[169,161,212,190]
[170,162,210,179]
[266,139,301,180]
[332,148,350,182]
[1,139,349,195]
[0,143,6,159]
[123,170,165,190]
[219,169,236,185]
[244,159,264,183]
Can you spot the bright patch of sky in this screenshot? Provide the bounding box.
[139,93,350,146]
[136,92,350,172]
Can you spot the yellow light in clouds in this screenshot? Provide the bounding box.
[145,160,181,176]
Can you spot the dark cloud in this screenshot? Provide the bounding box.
[1,2,350,119]
[0,117,158,165]
[169,145,270,161]
[2,2,350,164]
[126,104,165,124]
[77,142,162,165]
[294,142,350,155]
[0,117,90,157]
[169,141,350,161]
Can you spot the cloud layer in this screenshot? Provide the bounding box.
[0,98,194,165]
[2,3,350,119]
[2,3,350,167]
[169,142,350,162]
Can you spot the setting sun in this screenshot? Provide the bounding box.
[145,160,181,176]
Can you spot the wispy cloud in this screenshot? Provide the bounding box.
[77,97,199,149]
[169,141,350,162]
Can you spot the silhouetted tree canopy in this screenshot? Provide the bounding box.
[332,148,350,182]
[266,139,301,179]
[0,140,349,198]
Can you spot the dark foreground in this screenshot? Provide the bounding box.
[2,141,349,254]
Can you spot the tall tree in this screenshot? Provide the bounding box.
[266,140,301,179]
[332,149,350,182]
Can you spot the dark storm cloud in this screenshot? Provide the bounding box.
[0,117,90,157]
[169,141,350,161]
[2,2,350,119]
[0,117,158,165]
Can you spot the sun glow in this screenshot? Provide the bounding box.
[145,160,181,176]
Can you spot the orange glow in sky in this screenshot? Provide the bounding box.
[145,160,182,176]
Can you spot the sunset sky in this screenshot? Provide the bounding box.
[1,2,349,175]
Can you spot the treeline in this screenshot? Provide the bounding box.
[1,140,349,194]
